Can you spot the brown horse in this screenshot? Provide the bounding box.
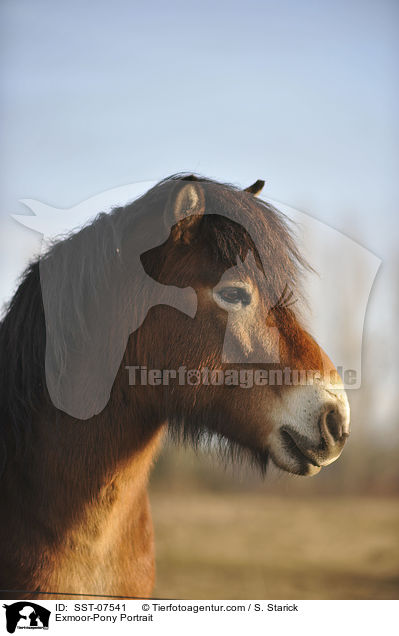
[0,175,350,600]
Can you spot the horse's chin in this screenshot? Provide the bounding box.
[269,441,323,477]
[271,454,322,477]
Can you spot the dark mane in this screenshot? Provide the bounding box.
[0,173,307,474]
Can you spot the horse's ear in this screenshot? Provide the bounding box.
[169,182,206,243]
[244,179,265,196]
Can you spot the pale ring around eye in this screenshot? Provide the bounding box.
[217,287,252,306]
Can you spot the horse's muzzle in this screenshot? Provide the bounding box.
[269,386,350,476]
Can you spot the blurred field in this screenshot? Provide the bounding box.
[150,493,399,599]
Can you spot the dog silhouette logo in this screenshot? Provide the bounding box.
[3,602,50,633]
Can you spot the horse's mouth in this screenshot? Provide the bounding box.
[275,429,322,476]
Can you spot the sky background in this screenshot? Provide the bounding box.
[0,0,398,428]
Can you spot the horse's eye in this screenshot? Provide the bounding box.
[218,287,251,306]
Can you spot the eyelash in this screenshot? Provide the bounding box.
[272,284,298,310]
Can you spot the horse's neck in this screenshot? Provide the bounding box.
[42,427,164,597]
[2,407,165,597]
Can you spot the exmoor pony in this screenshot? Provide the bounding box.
[0,175,349,599]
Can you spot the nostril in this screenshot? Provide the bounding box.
[325,409,342,441]
[319,407,345,443]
